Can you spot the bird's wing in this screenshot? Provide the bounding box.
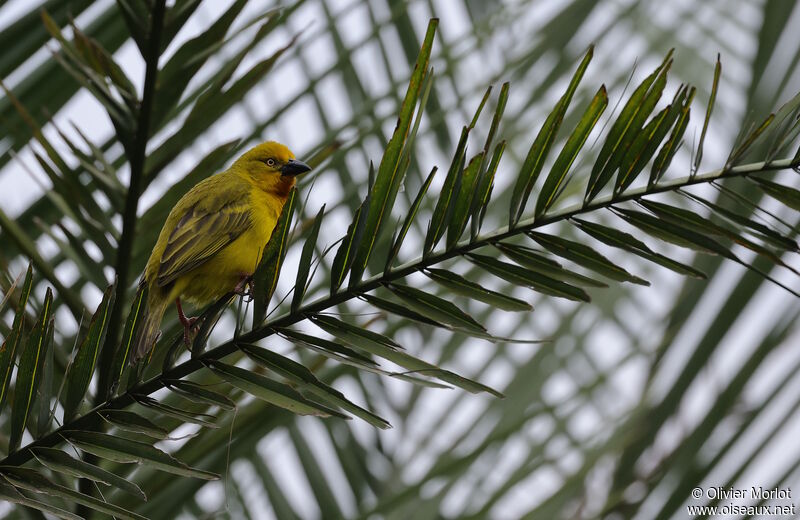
[156,192,253,287]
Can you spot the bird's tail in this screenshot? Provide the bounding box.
[131,289,168,365]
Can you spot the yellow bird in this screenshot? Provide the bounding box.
[133,141,311,362]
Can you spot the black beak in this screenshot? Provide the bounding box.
[281,159,311,177]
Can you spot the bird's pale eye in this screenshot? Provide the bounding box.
[265,158,276,167]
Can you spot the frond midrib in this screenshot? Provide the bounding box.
[1,154,794,469]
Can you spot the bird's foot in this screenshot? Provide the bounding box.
[175,298,199,347]
[182,318,199,346]
[233,274,254,302]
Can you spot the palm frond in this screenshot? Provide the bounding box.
[1,1,800,517]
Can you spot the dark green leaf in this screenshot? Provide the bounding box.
[64,430,219,480]
[425,127,469,253]
[115,0,146,51]
[765,91,800,162]
[163,0,204,47]
[9,287,53,451]
[0,264,32,414]
[332,189,370,293]
[386,166,437,270]
[281,330,445,391]
[277,327,378,367]
[493,242,608,288]
[387,373,454,390]
[34,321,54,437]
[469,86,494,129]
[727,113,775,166]
[147,30,295,181]
[650,87,694,185]
[292,204,325,311]
[424,86,494,252]
[309,315,501,396]
[470,82,508,241]
[359,293,444,327]
[181,24,294,133]
[587,51,672,201]
[693,54,721,173]
[349,19,438,284]
[16,125,102,232]
[391,64,435,207]
[133,394,219,428]
[69,20,137,105]
[527,231,649,285]
[571,217,706,278]
[471,141,506,239]
[0,269,22,316]
[751,177,800,211]
[39,12,135,136]
[239,343,391,429]
[51,121,123,202]
[0,481,82,520]
[636,198,729,236]
[0,6,128,193]
[0,467,146,519]
[164,379,236,411]
[536,85,607,216]
[386,283,487,333]
[154,0,249,126]
[447,152,485,247]
[423,86,496,250]
[253,187,297,326]
[467,253,590,302]
[296,323,455,392]
[0,0,95,79]
[424,268,532,311]
[31,447,146,500]
[48,221,110,289]
[205,360,345,418]
[482,82,510,158]
[107,284,147,397]
[63,282,115,420]
[613,207,733,257]
[310,314,403,351]
[511,46,594,225]
[98,409,170,439]
[0,204,83,318]
[615,102,671,194]
[682,193,798,251]
[638,198,793,265]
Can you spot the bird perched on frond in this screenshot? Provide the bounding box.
[132,141,311,363]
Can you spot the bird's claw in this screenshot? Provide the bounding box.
[233,275,254,302]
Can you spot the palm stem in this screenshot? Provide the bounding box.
[74,2,166,514]
[98,0,167,398]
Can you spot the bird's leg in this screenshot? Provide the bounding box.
[233,274,254,302]
[175,298,198,346]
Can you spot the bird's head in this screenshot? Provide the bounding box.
[234,141,311,196]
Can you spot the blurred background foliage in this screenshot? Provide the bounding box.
[0,0,799,518]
